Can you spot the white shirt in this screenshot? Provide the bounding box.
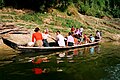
[75,29,80,35]
[96,32,101,38]
[67,35,74,43]
[80,28,83,32]
[56,34,65,46]
[42,33,51,39]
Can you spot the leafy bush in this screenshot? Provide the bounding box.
[0,0,4,8]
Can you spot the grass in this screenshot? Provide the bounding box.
[1,19,14,22]
[1,11,16,15]
[1,15,14,19]
[96,26,120,34]
[87,26,94,30]
[55,17,82,28]
[16,23,26,26]
[25,25,34,29]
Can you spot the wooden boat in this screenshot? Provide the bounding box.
[2,37,100,53]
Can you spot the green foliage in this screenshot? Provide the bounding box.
[74,0,120,18]
[0,0,4,8]
[111,7,120,18]
[1,0,120,18]
[19,13,43,25]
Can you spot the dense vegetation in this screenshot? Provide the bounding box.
[0,0,120,18]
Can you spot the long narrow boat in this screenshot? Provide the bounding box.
[2,37,100,53]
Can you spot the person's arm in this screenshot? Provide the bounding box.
[47,34,52,38]
[46,34,56,41]
[50,36,57,42]
[32,34,34,42]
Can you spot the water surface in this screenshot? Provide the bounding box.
[0,42,120,80]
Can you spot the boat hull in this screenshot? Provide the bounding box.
[2,37,99,53]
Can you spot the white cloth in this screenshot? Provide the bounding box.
[56,34,65,46]
[27,42,34,47]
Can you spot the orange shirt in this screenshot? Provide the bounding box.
[74,38,78,44]
[32,32,43,42]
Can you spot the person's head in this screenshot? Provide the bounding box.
[68,32,72,36]
[34,27,40,32]
[44,29,48,34]
[90,34,92,36]
[76,28,79,31]
[45,28,49,33]
[81,26,83,28]
[96,30,99,33]
[56,30,60,35]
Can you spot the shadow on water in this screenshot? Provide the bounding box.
[0,42,120,80]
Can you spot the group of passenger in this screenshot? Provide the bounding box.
[28,26,102,47]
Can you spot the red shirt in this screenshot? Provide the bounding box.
[71,27,75,32]
[32,32,43,42]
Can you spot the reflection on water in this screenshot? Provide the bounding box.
[30,45,101,75]
[102,64,120,80]
[0,42,120,80]
[90,47,94,54]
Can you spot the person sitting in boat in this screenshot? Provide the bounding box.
[89,34,95,42]
[32,27,43,47]
[71,26,75,33]
[79,26,84,36]
[83,34,91,43]
[42,29,51,47]
[95,30,101,39]
[73,34,80,45]
[100,31,102,39]
[56,30,65,47]
[67,32,74,46]
[74,28,81,38]
[79,35,84,44]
